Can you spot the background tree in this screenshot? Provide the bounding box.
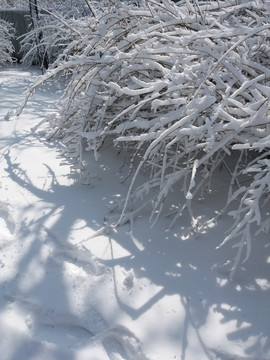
[28,0,48,70]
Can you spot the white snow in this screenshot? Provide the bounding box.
[0,64,270,360]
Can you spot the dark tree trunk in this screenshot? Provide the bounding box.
[29,0,49,71]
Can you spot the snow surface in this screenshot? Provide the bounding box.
[0,64,270,360]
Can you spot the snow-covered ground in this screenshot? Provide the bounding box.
[0,64,270,360]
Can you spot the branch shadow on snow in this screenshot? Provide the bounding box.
[2,139,270,359]
[91,182,270,359]
[0,157,97,359]
[0,65,149,359]
[1,134,150,359]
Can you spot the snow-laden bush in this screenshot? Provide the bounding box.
[0,19,14,64]
[19,0,270,274]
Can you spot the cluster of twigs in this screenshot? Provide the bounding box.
[0,19,14,64]
[19,0,270,273]
[20,1,102,67]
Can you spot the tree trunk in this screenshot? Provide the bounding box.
[29,0,49,71]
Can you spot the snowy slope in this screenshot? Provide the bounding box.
[0,64,270,360]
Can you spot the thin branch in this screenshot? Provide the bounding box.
[84,0,97,18]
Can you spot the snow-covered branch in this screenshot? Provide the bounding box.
[19,0,270,273]
[0,19,14,65]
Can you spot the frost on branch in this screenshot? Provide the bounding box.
[0,19,14,65]
[218,153,270,276]
[20,0,270,273]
